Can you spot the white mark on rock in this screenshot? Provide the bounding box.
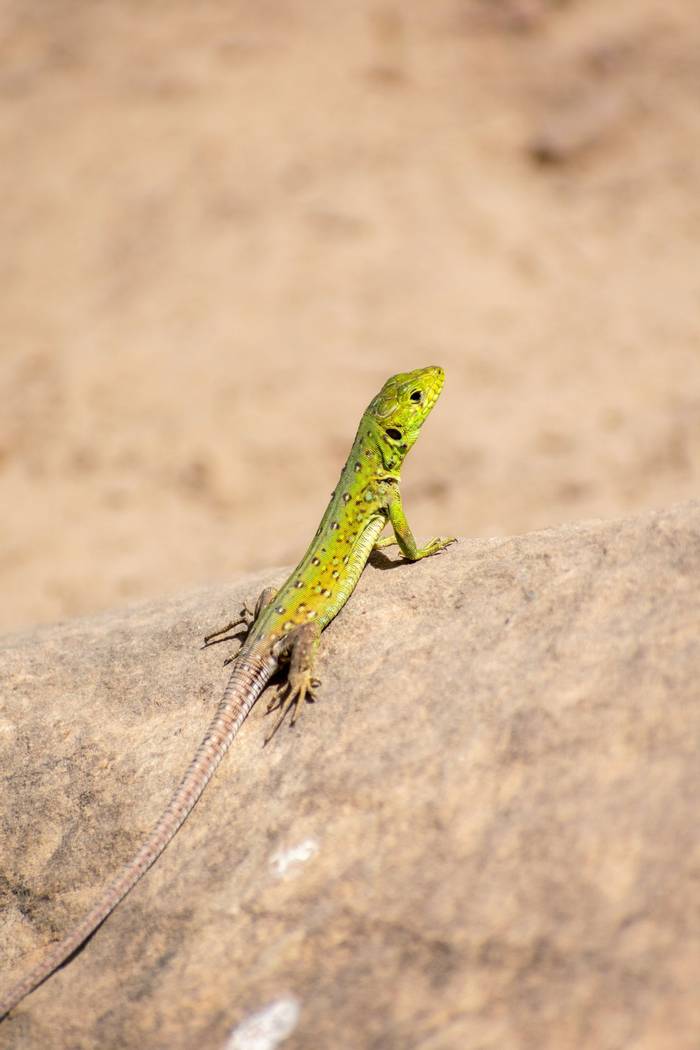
[270,837,319,878]
[226,996,300,1050]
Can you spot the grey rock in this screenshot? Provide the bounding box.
[1,501,699,1049]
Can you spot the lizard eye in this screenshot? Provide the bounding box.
[410,390,422,402]
[385,427,402,441]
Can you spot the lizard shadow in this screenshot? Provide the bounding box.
[368,550,411,571]
[369,543,455,571]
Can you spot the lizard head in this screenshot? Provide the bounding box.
[366,365,445,471]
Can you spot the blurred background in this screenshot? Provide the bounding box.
[1,0,699,632]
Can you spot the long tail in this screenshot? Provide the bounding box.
[0,653,275,1019]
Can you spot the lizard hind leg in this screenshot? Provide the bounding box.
[203,586,278,656]
[265,622,321,743]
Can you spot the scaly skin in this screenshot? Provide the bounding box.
[0,366,455,1020]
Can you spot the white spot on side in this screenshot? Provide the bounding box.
[270,838,320,878]
[226,997,300,1050]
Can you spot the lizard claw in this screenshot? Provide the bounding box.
[263,672,319,744]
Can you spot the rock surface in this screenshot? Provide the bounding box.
[1,501,699,1050]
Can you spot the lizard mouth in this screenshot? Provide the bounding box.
[418,365,444,414]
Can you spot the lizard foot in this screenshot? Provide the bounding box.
[203,586,278,657]
[264,672,320,743]
[414,536,458,559]
[202,603,254,650]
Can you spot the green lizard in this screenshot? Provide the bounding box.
[0,365,455,1019]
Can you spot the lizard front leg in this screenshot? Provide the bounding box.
[265,622,321,741]
[377,490,456,560]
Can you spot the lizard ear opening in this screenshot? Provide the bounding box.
[385,427,403,441]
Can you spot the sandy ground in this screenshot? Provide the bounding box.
[1,0,699,632]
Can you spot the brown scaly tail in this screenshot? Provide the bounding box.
[0,654,275,1020]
